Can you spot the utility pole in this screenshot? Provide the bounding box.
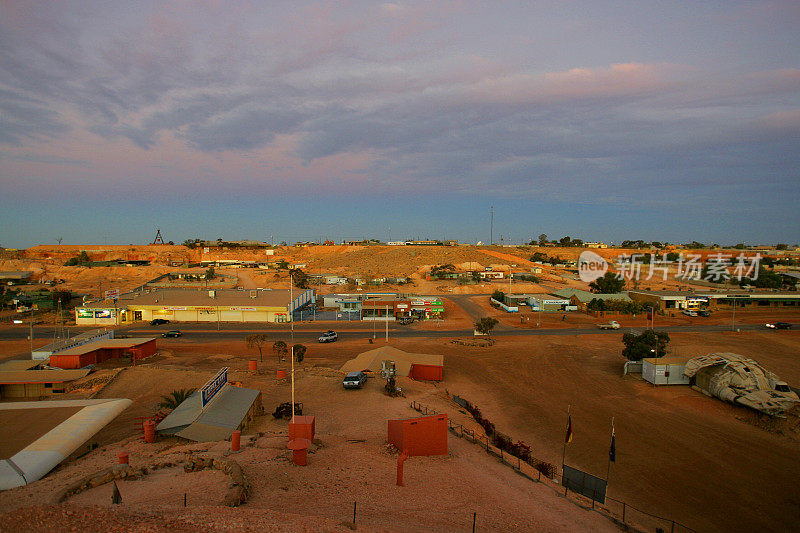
[30,306,34,356]
[490,206,494,245]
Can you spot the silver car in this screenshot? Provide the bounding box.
[343,371,367,389]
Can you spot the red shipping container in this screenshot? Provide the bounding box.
[409,364,443,381]
[387,414,448,456]
[289,415,316,441]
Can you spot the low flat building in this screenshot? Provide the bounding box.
[0,368,91,399]
[629,289,800,310]
[553,288,631,310]
[75,288,311,325]
[0,271,33,284]
[524,293,572,311]
[48,338,157,369]
[32,328,115,361]
[628,290,710,311]
[642,357,692,385]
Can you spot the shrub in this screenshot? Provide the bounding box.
[535,461,557,478]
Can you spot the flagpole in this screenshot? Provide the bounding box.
[290,278,295,424]
[606,417,615,482]
[562,405,571,468]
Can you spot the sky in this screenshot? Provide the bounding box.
[1,1,799,248]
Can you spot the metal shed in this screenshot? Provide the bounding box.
[642,357,692,385]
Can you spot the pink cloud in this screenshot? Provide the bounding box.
[756,108,800,132]
[452,62,678,104]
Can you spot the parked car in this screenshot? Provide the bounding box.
[162,330,182,338]
[765,322,792,330]
[397,316,415,325]
[596,321,620,330]
[150,318,170,326]
[697,310,711,317]
[342,371,368,389]
[318,330,338,343]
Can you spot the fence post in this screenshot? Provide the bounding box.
[517,456,520,470]
[622,502,626,523]
[472,511,477,533]
[353,501,357,525]
[538,469,541,482]
[671,520,675,533]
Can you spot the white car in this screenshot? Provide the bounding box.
[318,330,338,343]
[682,310,698,317]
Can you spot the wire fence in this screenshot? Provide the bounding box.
[410,399,699,533]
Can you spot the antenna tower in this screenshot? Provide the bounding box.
[152,228,165,245]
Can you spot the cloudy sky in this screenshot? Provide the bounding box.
[1,1,798,247]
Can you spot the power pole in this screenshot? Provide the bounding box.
[490,206,494,245]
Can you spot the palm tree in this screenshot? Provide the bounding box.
[158,388,196,410]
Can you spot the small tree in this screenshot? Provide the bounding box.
[474,317,499,336]
[51,290,72,308]
[158,388,196,410]
[293,343,307,363]
[430,264,456,279]
[273,340,288,362]
[621,329,670,361]
[291,268,309,289]
[589,272,625,294]
[491,290,505,302]
[246,333,269,363]
[205,267,216,280]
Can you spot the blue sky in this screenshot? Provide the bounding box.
[1,1,798,247]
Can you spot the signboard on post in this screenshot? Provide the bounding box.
[201,367,228,407]
[562,464,607,504]
[105,289,120,300]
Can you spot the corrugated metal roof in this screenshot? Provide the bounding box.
[553,288,632,302]
[0,369,90,384]
[642,356,692,366]
[0,360,41,372]
[55,338,156,356]
[156,391,203,434]
[195,385,260,429]
[85,288,291,309]
[157,384,260,442]
[175,422,233,442]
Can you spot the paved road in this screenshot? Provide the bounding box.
[0,322,767,344]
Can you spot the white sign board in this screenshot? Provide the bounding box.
[105,289,120,300]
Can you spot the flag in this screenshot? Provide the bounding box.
[111,480,122,504]
[609,426,616,463]
[565,415,573,444]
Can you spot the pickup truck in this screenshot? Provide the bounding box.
[597,320,620,330]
